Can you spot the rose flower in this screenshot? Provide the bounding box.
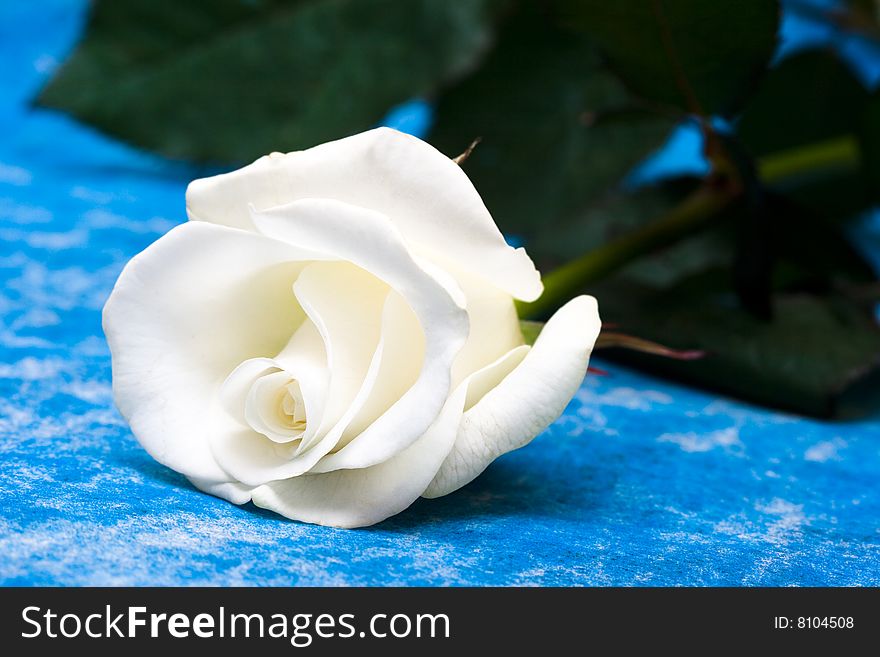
[104,128,599,527]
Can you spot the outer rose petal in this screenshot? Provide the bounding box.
[188,476,252,506]
[250,384,468,528]
[423,295,601,499]
[442,262,525,388]
[102,222,314,482]
[185,127,542,301]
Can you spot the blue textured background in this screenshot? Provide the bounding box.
[1,0,879,586]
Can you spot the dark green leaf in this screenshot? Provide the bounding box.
[739,49,868,157]
[769,193,876,286]
[732,193,777,319]
[557,0,779,116]
[592,274,880,417]
[731,189,874,318]
[766,166,875,221]
[612,190,874,299]
[38,0,501,162]
[529,178,700,267]
[619,228,733,288]
[739,50,875,219]
[430,5,675,248]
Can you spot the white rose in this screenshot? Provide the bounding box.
[103,127,600,528]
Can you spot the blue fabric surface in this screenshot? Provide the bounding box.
[2,0,879,586]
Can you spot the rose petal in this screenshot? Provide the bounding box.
[187,476,252,505]
[244,370,305,443]
[293,262,387,446]
[217,317,330,450]
[463,345,530,411]
[423,295,601,499]
[219,315,329,447]
[250,384,468,528]
[445,263,526,388]
[270,318,328,450]
[219,358,278,427]
[186,127,542,301]
[208,262,390,485]
[252,198,468,472]
[205,413,300,487]
[335,290,424,449]
[103,222,312,482]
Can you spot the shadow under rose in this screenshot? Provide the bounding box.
[129,441,610,530]
[366,458,612,533]
[134,459,192,490]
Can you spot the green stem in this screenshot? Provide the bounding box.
[517,184,734,319]
[758,136,860,184]
[517,133,862,321]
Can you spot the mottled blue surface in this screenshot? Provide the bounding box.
[1,0,879,586]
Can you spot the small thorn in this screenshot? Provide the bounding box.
[453,137,482,165]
